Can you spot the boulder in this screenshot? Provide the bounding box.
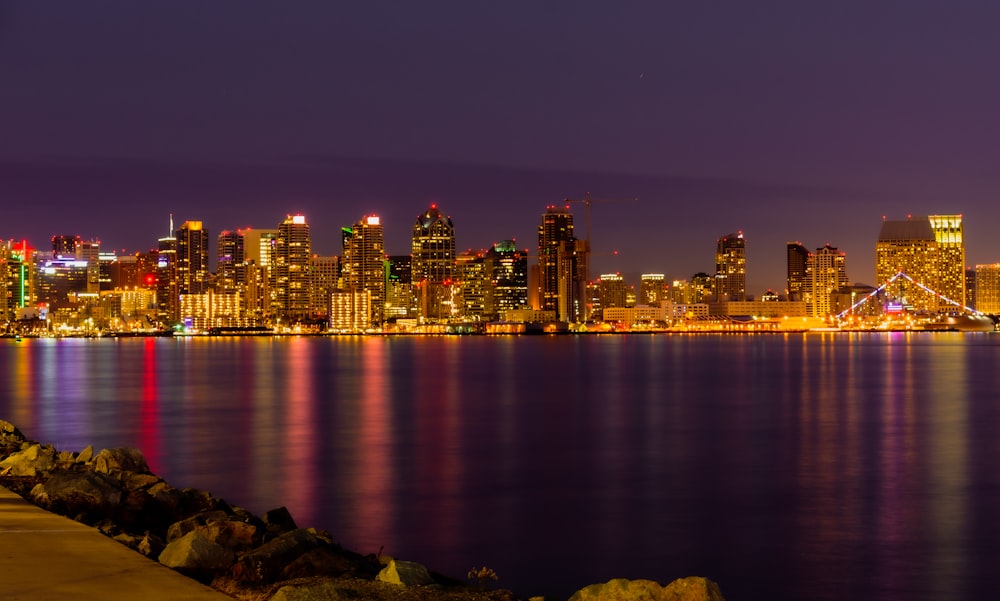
[76,444,94,464]
[568,577,725,601]
[0,443,57,476]
[167,510,231,542]
[30,470,123,520]
[376,559,434,586]
[159,530,235,580]
[93,447,149,474]
[264,506,299,536]
[279,546,379,581]
[233,528,326,583]
[0,419,25,440]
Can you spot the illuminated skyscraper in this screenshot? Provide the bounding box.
[599,273,627,311]
[275,214,312,320]
[714,232,746,302]
[310,255,339,320]
[486,240,528,319]
[538,206,576,315]
[928,214,965,307]
[241,228,278,323]
[342,215,386,327]
[876,216,962,312]
[557,238,589,322]
[176,221,209,295]
[456,250,488,320]
[975,264,1000,314]
[385,255,414,319]
[156,216,179,324]
[51,235,81,259]
[216,230,245,295]
[639,274,666,305]
[411,204,455,321]
[807,244,848,317]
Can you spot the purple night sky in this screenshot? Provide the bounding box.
[2,1,999,294]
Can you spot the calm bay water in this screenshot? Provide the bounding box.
[3,333,1000,600]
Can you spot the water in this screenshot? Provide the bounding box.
[3,332,1000,600]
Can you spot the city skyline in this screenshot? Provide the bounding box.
[4,2,1000,292]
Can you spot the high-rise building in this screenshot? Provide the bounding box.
[176,221,209,295]
[310,255,340,320]
[807,244,848,317]
[557,238,589,322]
[51,235,81,259]
[966,266,977,311]
[538,206,575,313]
[786,242,810,302]
[241,228,278,324]
[975,264,1000,314]
[876,216,962,312]
[486,240,528,319]
[599,273,627,312]
[411,204,456,321]
[639,274,666,306]
[715,232,746,302]
[274,214,312,320]
[156,216,179,325]
[456,250,488,320]
[385,255,414,320]
[342,215,386,327]
[217,230,245,296]
[928,214,965,307]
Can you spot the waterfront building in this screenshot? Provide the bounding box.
[639,274,666,306]
[456,250,488,320]
[310,255,340,320]
[557,238,589,322]
[216,230,245,296]
[598,273,627,313]
[928,214,965,307]
[709,299,808,318]
[180,290,247,330]
[242,228,278,323]
[274,214,312,321]
[342,215,386,327]
[176,221,209,296]
[36,258,90,310]
[385,255,415,320]
[155,217,179,325]
[329,289,371,331]
[714,232,746,301]
[602,305,668,327]
[831,284,882,317]
[486,240,528,319]
[966,267,977,311]
[806,244,848,317]
[537,206,576,314]
[976,263,1000,314]
[876,216,964,312]
[411,204,456,321]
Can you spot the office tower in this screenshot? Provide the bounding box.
[966,267,977,311]
[486,240,528,319]
[385,255,414,319]
[242,228,278,322]
[216,230,245,295]
[342,215,386,327]
[715,232,746,301]
[928,214,965,307]
[79,241,100,293]
[175,221,209,295]
[274,214,312,320]
[411,204,456,321]
[37,258,90,310]
[807,244,848,317]
[1,242,29,321]
[457,250,488,320]
[310,255,339,319]
[537,206,576,314]
[557,238,589,322]
[975,264,1000,314]
[599,273,627,312]
[876,217,942,312]
[156,216,179,324]
[640,274,666,305]
[786,242,810,302]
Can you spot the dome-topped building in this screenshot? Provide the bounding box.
[412,204,456,321]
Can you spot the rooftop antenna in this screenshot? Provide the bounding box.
[169,213,174,236]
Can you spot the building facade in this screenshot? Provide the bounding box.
[411,205,455,321]
[342,215,386,327]
[715,232,746,302]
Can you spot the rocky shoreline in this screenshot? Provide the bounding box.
[0,420,725,601]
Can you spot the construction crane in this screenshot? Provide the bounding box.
[563,192,638,284]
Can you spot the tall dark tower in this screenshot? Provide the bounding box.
[537,206,575,314]
[156,215,179,325]
[714,232,746,302]
[411,204,456,321]
[787,242,810,302]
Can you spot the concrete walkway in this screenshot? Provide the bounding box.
[0,485,234,601]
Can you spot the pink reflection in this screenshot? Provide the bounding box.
[139,338,162,472]
[282,338,317,522]
[352,338,394,549]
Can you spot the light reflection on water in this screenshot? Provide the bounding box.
[2,333,1000,601]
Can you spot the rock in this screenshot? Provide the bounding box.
[279,546,380,580]
[0,419,25,439]
[30,470,123,520]
[0,443,57,476]
[568,577,725,601]
[264,506,298,536]
[167,510,231,542]
[233,528,325,583]
[159,530,235,580]
[269,580,357,601]
[376,559,434,586]
[93,447,149,474]
[76,444,94,464]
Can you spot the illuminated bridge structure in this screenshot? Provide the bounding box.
[836,271,982,320]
